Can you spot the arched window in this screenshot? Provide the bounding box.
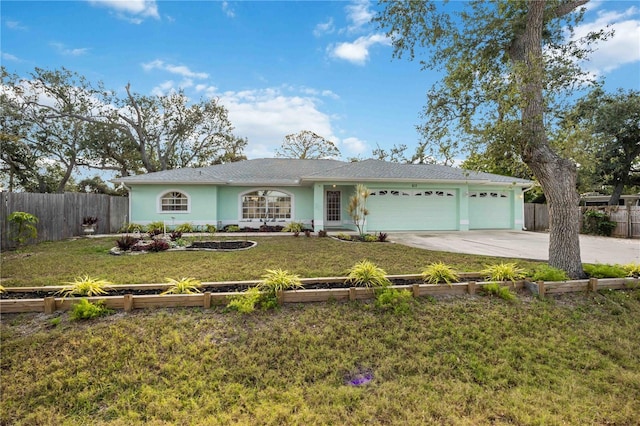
[160,191,189,212]
[241,190,291,220]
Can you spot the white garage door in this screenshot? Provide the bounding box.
[366,189,458,231]
[469,191,512,229]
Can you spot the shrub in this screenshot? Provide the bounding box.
[481,283,517,302]
[7,211,38,248]
[282,222,304,233]
[529,265,569,282]
[481,262,525,282]
[119,222,145,233]
[226,287,263,313]
[205,224,217,234]
[57,276,111,298]
[622,263,640,277]
[70,299,113,320]
[161,277,202,295]
[582,209,617,236]
[421,262,459,285]
[0,284,5,294]
[225,225,241,232]
[583,264,628,279]
[175,223,194,233]
[115,235,139,251]
[347,260,390,288]
[363,234,378,242]
[304,229,312,237]
[146,239,170,252]
[377,232,388,242]
[336,233,352,241]
[318,230,328,237]
[375,287,414,314]
[147,221,165,236]
[168,231,183,241]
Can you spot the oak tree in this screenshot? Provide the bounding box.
[376,0,608,278]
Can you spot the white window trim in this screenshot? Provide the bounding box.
[238,188,294,221]
[157,189,191,214]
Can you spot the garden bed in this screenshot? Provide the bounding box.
[1,275,637,314]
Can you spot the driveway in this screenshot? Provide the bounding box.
[389,230,640,264]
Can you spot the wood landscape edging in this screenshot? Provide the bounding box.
[1,276,638,314]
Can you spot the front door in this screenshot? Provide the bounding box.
[325,190,341,226]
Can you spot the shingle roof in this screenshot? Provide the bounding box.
[112,158,533,186]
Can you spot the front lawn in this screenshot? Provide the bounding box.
[2,292,639,425]
[0,236,543,287]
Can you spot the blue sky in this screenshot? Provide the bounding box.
[1,0,639,162]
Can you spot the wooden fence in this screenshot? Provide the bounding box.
[0,192,128,250]
[524,203,640,238]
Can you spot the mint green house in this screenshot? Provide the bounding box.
[112,158,533,232]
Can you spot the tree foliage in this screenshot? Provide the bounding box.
[561,88,640,204]
[0,66,247,192]
[375,0,608,278]
[276,130,340,159]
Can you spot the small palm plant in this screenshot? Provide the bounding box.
[421,262,459,285]
[258,269,303,293]
[481,262,525,283]
[57,276,112,298]
[161,277,202,295]
[346,260,390,288]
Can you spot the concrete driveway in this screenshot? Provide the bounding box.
[389,231,640,264]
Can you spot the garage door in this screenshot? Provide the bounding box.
[366,189,458,231]
[469,191,512,229]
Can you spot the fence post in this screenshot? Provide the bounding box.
[588,277,598,292]
[537,280,545,297]
[627,204,632,238]
[349,287,357,301]
[44,297,56,314]
[123,294,133,312]
[412,284,420,298]
[468,281,476,295]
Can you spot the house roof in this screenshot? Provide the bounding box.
[112,158,533,187]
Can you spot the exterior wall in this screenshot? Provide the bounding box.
[129,184,217,226]
[128,182,526,232]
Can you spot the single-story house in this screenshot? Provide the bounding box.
[111,158,533,232]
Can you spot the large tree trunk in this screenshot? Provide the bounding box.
[516,0,585,278]
[608,181,625,206]
[526,147,584,278]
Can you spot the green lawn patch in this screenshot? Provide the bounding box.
[2,292,639,425]
[0,236,543,287]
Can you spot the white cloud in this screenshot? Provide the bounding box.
[345,0,374,33]
[221,1,235,18]
[142,60,209,79]
[50,42,90,56]
[314,18,335,37]
[5,20,28,30]
[329,33,390,65]
[87,0,159,23]
[573,5,640,75]
[341,137,369,155]
[1,52,20,62]
[196,85,339,158]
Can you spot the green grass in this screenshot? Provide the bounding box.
[2,292,640,425]
[0,236,544,287]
